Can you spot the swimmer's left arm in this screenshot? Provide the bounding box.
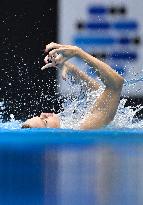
[62,62,100,91]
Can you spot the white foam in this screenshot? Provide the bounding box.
[0,78,143,130]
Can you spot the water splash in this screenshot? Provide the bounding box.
[109,99,143,129]
[125,76,143,85]
[60,89,143,130]
[60,85,104,129]
[0,102,22,129]
[0,76,143,130]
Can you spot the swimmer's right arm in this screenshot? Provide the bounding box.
[76,48,124,89]
[44,42,124,89]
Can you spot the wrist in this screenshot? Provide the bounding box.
[75,46,83,57]
[75,47,95,63]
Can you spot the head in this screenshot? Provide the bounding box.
[21,113,60,129]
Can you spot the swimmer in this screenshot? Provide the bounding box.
[22,43,124,129]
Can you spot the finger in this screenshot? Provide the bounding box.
[55,55,68,68]
[44,55,52,64]
[54,53,59,57]
[44,55,49,64]
[41,63,54,70]
[45,42,62,52]
[55,54,64,63]
[49,48,66,57]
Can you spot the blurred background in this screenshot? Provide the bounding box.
[0,1,143,205]
[0,0,143,121]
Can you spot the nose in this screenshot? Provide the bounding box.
[46,113,53,117]
[40,113,53,118]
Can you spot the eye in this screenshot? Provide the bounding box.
[44,119,49,127]
[44,119,48,124]
[40,118,48,127]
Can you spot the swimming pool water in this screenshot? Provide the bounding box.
[0,129,143,205]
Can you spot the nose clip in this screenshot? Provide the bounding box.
[40,113,53,119]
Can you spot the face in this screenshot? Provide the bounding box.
[22,113,60,128]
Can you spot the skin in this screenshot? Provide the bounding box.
[22,42,124,129]
[22,113,60,128]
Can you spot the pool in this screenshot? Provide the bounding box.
[0,129,143,205]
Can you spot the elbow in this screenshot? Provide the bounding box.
[112,76,124,90]
[117,76,124,88]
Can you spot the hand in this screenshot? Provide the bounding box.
[41,53,65,70]
[41,42,79,70]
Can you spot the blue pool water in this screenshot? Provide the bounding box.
[0,128,143,205]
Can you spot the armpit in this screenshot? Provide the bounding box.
[79,112,107,130]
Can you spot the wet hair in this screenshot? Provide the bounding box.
[21,123,31,129]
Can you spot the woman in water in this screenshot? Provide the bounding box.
[22,42,124,129]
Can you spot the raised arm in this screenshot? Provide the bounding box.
[76,48,124,129]
[77,48,124,90]
[62,62,100,91]
[42,43,124,129]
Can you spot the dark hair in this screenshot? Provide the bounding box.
[21,123,31,128]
